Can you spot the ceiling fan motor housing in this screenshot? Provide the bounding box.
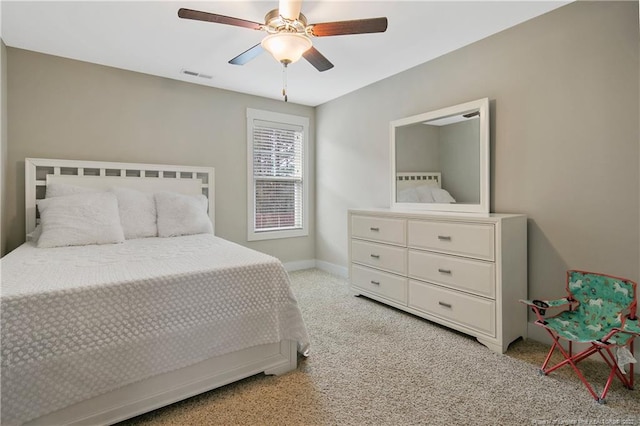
[264,9,309,34]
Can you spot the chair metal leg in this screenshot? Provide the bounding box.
[541,329,601,401]
[541,339,558,371]
[539,331,638,402]
[598,346,633,388]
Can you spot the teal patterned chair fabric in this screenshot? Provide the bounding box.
[540,271,635,344]
[624,318,640,334]
[520,270,638,403]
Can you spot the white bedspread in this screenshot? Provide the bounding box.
[0,234,310,425]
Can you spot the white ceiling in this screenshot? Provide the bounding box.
[1,1,569,106]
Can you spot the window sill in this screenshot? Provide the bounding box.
[247,228,308,241]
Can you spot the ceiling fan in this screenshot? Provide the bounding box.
[178,0,388,74]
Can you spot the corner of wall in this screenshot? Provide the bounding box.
[1,38,7,257]
[315,260,348,278]
[281,259,348,278]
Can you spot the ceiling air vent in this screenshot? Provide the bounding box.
[180,69,213,80]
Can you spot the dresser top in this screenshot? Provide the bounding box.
[349,207,525,222]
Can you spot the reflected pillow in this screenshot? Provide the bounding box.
[431,187,456,203]
[415,185,436,203]
[155,191,213,237]
[397,188,420,203]
[37,192,125,248]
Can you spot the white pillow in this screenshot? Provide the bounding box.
[431,187,457,203]
[46,182,100,198]
[415,185,436,203]
[112,187,157,239]
[27,225,42,243]
[37,192,125,248]
[155,192,213,237]
[397,188,420,203]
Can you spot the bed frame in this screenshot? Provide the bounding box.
[25,158,217,237]
[23,158,298,426]
[396,171,441,192]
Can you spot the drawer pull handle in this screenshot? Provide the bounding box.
[370,254,380,259]
[370,227,380,232]
[438,301,453,309]
[370,280,380,285]
[438,268,452,274]
[438,235,452,241]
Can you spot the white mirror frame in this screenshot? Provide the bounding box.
[390,97,490,214]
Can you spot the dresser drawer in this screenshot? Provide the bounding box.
[409,280,495,336]
[351,240,407,275]
[407,220,495,260]
[351,265,408,304]
[408,250,495,298]
[351,215,406,245]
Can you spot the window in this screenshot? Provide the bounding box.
[247,109,309,241]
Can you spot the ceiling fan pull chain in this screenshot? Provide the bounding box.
[282,62,288,102]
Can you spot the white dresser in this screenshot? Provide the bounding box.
[348,208,527,353]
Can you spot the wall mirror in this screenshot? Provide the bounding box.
[390,97,489,214]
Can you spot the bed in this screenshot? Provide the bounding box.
[1,158,310,426]
[395,172,456,203]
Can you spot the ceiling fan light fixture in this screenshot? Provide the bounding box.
[261,32,312,65]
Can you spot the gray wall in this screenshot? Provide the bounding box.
[316,0,639,304]
[439,119,480,203]
[5,49,315,263]
[1,39,7,257]
[395,124,439,172]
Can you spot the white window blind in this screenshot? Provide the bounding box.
[253,120,303,231]
[247,109,308,241]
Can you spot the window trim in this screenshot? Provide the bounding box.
[247,108,309,241]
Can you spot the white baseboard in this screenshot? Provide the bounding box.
[282,260,316,272]
[314,260,348,278]
[282,259,348,278]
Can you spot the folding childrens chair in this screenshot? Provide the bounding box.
[520,270,639,403]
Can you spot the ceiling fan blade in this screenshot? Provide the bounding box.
[229,43,265,65]
[178,8,262,30]
[308,17,388,37]
[279,0,302,20]
[303,47,334,72]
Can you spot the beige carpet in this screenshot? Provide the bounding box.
[121,269,640,425]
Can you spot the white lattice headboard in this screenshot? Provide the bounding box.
[396,172,441,191]
[25,158,215,237]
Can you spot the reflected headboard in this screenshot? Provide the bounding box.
[396,172,441,192]
[25,158,215,237]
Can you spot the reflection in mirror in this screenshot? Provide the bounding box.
[396,113,480,203]
[391,98,489,214]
